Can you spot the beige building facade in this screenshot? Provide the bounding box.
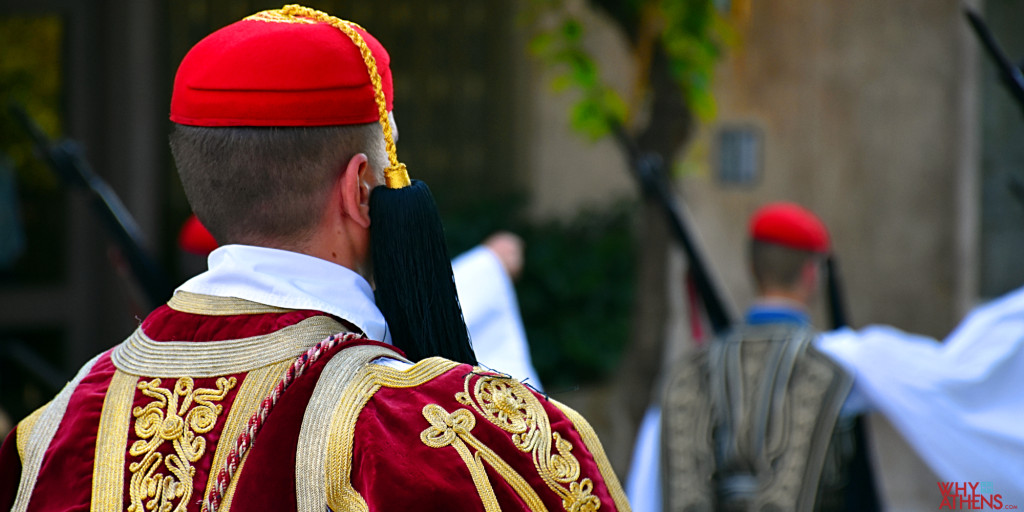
[521,0,1018,509]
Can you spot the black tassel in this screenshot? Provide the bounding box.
[825,255,848,329]
[370,180,477,365]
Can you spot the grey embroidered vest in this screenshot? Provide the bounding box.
[661,324,855,512]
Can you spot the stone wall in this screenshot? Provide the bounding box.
[680,0,978,337]
[520,0,983,508]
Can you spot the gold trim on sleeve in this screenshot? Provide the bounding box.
[11,352,104,512]
[551,401,632,512]
[295,345,407,512]
[323,358,460,512]
[15,405,47,463]
[111,316,345,377]
[92,370,140,512]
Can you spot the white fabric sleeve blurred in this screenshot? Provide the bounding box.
[626,405,663,512]
[815,287,1024,503]
[452,245,543,391]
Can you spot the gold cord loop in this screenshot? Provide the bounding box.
[279,4,411,189]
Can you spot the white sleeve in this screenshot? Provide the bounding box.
[814,289,1024,503]
[452,245,543,391]
[625,405,663,512]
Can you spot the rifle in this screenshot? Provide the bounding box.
[964,8,1024,116]
[822,249,881,512]
[825,256,848,330]
[10,103,174,310]
[609,122,734,336]
[964,8,1024,216]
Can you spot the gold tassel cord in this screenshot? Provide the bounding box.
[279,4,411,189]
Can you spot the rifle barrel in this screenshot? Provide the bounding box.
[964,8,1024,115]
[9,103,174,309]
[610,123,733,335]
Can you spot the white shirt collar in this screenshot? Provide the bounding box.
[176,244,390,344]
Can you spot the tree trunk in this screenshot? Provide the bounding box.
[605,45,696,474]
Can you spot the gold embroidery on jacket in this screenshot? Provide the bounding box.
[420,403,548,511]
[128,376,236,512]
[421,405,502,511]
[550,401,632,512]
[454,374,601,512]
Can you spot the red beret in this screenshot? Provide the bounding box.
[749,202,830,253]
[170,10,393,127]
[178,214,219,256]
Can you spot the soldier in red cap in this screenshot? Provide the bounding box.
[0,6,629,511]
[643,202,863,512]
[743,202,832,320]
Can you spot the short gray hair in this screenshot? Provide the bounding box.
[170,122,385,248]
[749,240,820,291]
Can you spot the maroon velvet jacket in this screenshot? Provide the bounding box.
[0,293,629,511]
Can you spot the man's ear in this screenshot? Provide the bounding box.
[341,153,372,229]
[800,258,821,292]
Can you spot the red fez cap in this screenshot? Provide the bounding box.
[170,10,393,127]
[749,202,830,253]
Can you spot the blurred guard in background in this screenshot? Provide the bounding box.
[633,203,864,512]
[0,6,627,511]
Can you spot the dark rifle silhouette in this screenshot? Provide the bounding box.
[609,122,734,336]
[965,8,1024,116]
[825,255,881,512]
[10,103,174,311]
[964,9,1024,211]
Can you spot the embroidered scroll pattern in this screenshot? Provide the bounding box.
[128,377,236,512]
[420,405,504,512]
[421,373,602,512]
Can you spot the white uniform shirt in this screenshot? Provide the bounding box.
[177,244,391,344]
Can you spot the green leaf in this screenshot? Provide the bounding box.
[600,88,629,125]
[688,85,717,121]
[568,53,599,89]
[561,18,583,42]
[529,32,555,56]
[527,0,727,141]
[570,98,611,140]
